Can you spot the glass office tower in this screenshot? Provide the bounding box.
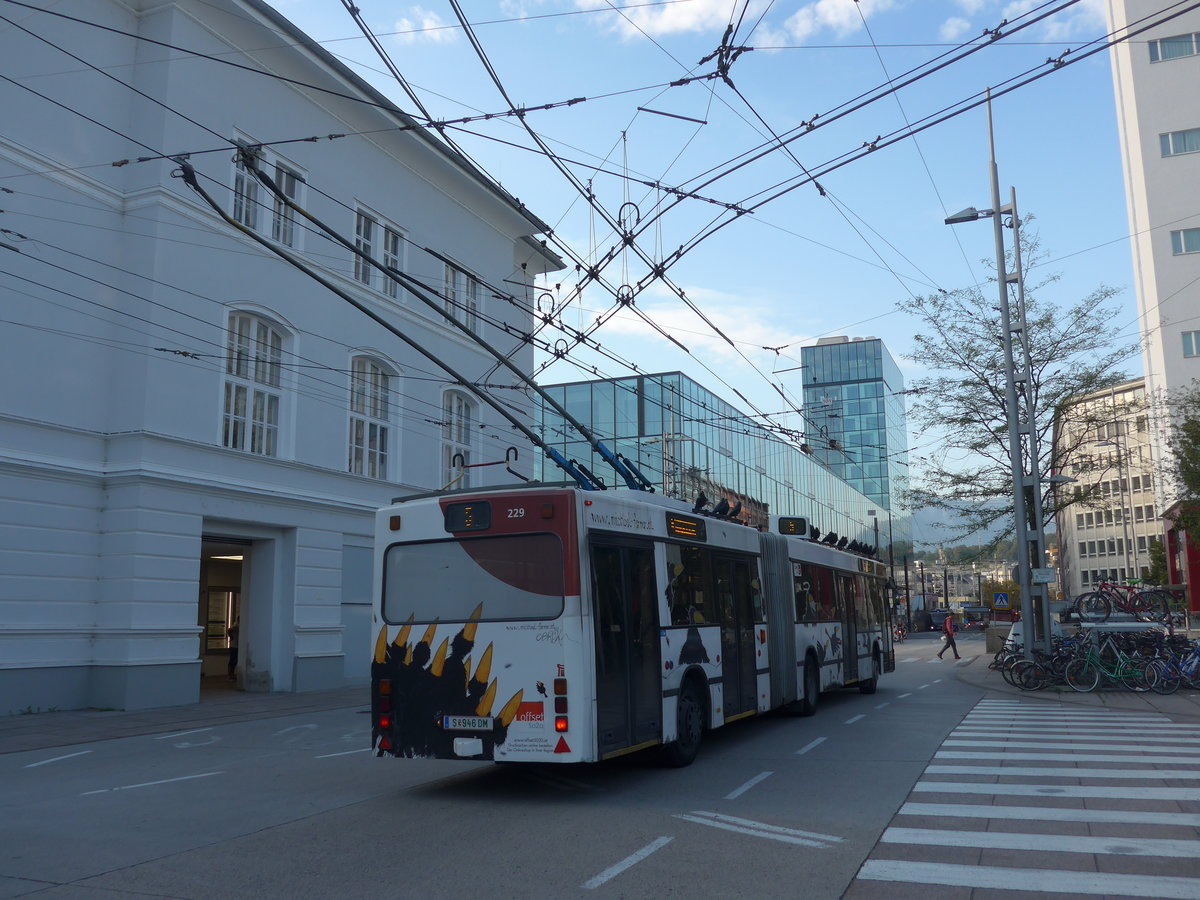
[800,336,910,551]
[538,372,881,546]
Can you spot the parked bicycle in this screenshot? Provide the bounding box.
[1072,580,1172,625]
[1063,635,1158,693]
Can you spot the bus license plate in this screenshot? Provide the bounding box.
[443,715,492,731]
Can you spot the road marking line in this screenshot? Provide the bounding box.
[917,684,930,689]
[582,836,673,889]
[897,692,911,699]
[797,737,826,755]
[675,812,837,847]
[856,860,1200,899]
[314,748,371,759]
[875,702,890,709]
[899,801,1200,827]
[154,728,212,740]
[927,764,1200,779]
[25,750,92,768]
[845,714,865,725]
[968,716,1188,725]
[932,679,943,683]
[82,771,223,796]
[946,738,1200,752]
[926,659,941,664]
[724,770,773,800]
[882,826,1200,858]
[937,749,1200,764]
[685,811,842,843]
[951,730,1200,743]
[914,781,1200,800]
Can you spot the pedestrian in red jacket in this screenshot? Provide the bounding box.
[937,615,961,660]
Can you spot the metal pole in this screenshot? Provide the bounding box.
[1008,186,1053,653]
[903,555,912,632]
[1110,388,1135,579]
[987,97,1035,659]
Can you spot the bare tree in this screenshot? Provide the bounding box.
[899,224,1138,543]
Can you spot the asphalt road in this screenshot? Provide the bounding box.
[2,633,986,898]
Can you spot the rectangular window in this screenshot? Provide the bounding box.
[383,227,402,299]
[1131,475,1141,491]
[270,164,301,247]
[1161,127,1200,156]
[1184,330,1200,358]
[233,151,258,230]
[1134,505,1144,522]
[1078,541,1087,558]
[349,357,391,479]
[1085,512,1094,527]
[1087,541,1096,556]
[1075,513,1084,528]
[1149,32,1198,62]
[1137,536,1147,552]
[354,211,375,284]
[223,313,283,458]
[1104,509,1113,525]
[1081,570,1090,586]
[1170,228,1200,255]
[1146,504,1156,520]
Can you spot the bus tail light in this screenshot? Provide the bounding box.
[554,697,568,714]
[541,503,555,519]
[554,678,567,695]
[378,714,391,730]
[377,696,391,713]
[388,515,402,531]
[555,716,569,732]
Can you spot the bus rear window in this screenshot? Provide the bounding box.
[382,534,564,623]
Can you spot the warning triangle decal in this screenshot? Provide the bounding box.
[553,736,571,754]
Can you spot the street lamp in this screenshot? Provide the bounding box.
[943,95,1053,657]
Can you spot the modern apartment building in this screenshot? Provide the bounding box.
[1106,3,1200,609]
[1053,379,1161,599]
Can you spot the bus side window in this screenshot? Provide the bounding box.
[795,568,817,622]
[665,544,712,626]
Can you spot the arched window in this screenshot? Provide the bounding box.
[442,390,475,487]
[349,356,393,479]
[223,312,284,456]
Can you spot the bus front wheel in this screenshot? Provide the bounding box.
[662,681,704,767]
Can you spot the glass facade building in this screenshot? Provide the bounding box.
[800,336,910,554]
[538,371,884,546]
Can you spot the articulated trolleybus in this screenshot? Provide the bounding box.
[371,485,893,766]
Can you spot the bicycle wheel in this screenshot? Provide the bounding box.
[1074,592,1110,623]
[1147,659,1181,695]
[1136,590,1173,624]
[1000,655,1026,687]
[1012,660,1048,691]
[1120,657,1155,693]
[1064,657,1100,692]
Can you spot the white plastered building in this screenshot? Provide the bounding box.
[0,0,562,712]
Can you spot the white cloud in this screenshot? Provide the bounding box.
[785,0,901,43]
[1002,0,1105,39]
[939,16,971,41]
[589,0,751,39]
[393,6,458,44]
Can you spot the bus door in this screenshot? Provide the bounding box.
[590,539,661,756]
[839,574,859,682]
[715,556,758,718]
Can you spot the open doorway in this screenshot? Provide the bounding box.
[199,537,249,691]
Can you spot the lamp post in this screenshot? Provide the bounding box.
[943,95,1053,656]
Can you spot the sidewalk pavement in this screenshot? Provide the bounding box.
[0,683,369,756]
[4,646,1200,757]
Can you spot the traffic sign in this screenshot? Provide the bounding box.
[992,591,1011,609]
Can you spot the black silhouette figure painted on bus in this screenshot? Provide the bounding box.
[372,603,524,759]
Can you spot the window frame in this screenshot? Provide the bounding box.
[1170,227,1200,255]
[442,389,476,488]
[1184,330,1200,358]
[348,355,395,480]
[222,311,286,457]
[1149,32,1199,62]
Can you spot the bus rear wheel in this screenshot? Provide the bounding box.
[858,651,880,694]
[795,656,819,717]
[662,681,704,767]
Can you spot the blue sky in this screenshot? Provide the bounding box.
[275,0,1138,519]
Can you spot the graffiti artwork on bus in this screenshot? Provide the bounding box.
[372,602,524,758]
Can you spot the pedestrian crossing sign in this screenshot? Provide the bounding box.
[992,592,1011,609]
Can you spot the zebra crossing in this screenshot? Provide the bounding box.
[846,698,1200,898]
